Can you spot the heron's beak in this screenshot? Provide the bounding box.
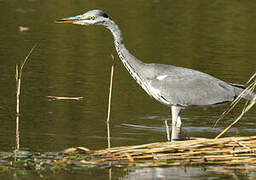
[56,14,94,25]
[55,16,79,24]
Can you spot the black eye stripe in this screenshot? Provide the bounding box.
[97,11,109,19]
[102,13,109,18]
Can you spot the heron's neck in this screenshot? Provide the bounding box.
[103,19,144,79]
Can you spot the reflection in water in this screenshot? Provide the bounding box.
[109,166,112,180]
[15,116,20,150]
[121,167,250,180]
[122,167,207,180]
[122,123,165,132]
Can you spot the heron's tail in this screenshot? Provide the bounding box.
[231,83,256,100]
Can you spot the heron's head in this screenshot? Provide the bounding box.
[56,9,110,26]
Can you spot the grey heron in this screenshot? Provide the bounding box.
[56,9,255,141]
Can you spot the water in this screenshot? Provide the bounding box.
[0,0,256,179]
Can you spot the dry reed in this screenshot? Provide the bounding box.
[15,44,37,150]
[106,64,114,149]
[66,136,256,169]
[215,73,256,138]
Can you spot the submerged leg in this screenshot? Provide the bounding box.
[171,106,182,141]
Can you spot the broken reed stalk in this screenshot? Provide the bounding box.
[214,73,256,128]
[216,95,256,139]
[15,44,37,150]
[164,120,170,141]
[106,64,114,149]
[215,73,256,138]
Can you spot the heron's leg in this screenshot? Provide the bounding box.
[171,106,182,141]
[176,116,182,128]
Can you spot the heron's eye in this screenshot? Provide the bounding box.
[90,16,95,20]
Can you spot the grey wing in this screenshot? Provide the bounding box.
[146,64,236,107]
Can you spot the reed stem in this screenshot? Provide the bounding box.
[106,64,114,149]
[15,44,37,150]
